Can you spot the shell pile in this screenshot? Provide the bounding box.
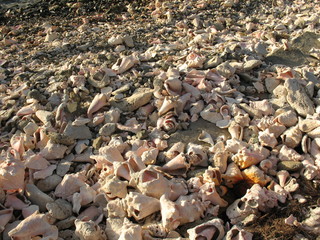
[0,0,320,239]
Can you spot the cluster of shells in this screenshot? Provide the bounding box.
[0,0,320,239]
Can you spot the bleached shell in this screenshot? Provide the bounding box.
[99,175,128,199]
[200,104,223,124]
[281,125,302,148]
[54,172,86,199]
[310,138,320,158]
[92,146,124,169]
[224,225,253,240]
[199,182,228,207]
[203,166,222,185]
[160,194,180,231]
[24,153,50,170]
[234,113,250,127]
[161,153,190,175]
[8,211,58,240]
[278,145,303,161]
[190,100,205,116]
[226,198,258,225]
[175,193,210,225]
[198,130,215,146]
[228,121,243,140]
[222,162,243,187]
[258,128,278,148]
[302,134,311,154]
[274,110,297,127]
[225,138,249,154]
[141,147,158,165]
[125,192,160,220]
[119,218,142,240]
[232,147,264,169]
[75,219,107,240]
[187,218,225,240]
[112,54,139,74]
[182,82,201,99]
[164,78,182,95]
[0,208,13,232]
[164,142,185,161]
[0,157,25,191]
[267,122,287,138]
[107,198,127,218]
[306,126,320,139]
[168,178,188,201]
[39,140,68,160]
[250,99,274,116]
[134,168,170,199]
[158,97,177,116]
[87,93,109,118]
[210,151,229,174]
[241,165,271,187]
[186,143,208,167]
[299,118,320,132]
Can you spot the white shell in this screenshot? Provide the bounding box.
[187,218,225,240]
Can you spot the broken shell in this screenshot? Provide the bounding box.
[119,218,142,240]
[222,162,244,188]
[242,165,271,187]
[125,192,160,220]
[299,118,320,132]
[87,93,109,118]
[274,110,297,127]
[187,143,208,167]
[225,224,253,240]
[161,153,190,175]
[99,175,128,199]
[0,208,13,233]
[281,125,302,148]
[187,218,225,240]
[160,194,180,231]
[199,182,228,207]
[75,219,107,240]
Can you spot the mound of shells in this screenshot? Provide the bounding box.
[0,0,320,239]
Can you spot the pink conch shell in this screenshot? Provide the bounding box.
[119,218,142,240]
[112,54,139,74]
[200,104,223,124]
[258,128,277,148]
[164,142,185,161]
[187,143,208,167]
[190,100,205,116]
[225,224,253,240]
[228,121,243,140]
[222,162,243,188]
[87,93,109,118]
[164,78,182,96]
[91,146,124,169]
[226,198,258,225]
[132,168,170,199]
[199,182,228,207]
[0,208,13,233]
[158,96,177,116]
[73,184,97,214]
[276,170,290,187]
[107,198,127,218]
[203,166,222,186]
[99,175,128,199]
[161,153,190,175]
[33,164,56,180]
[10,135,25,157]
[281,125,302,148]
[232,147,264,169]
[168,178,188,201]
[182,82,201,99]
[187,218,225,240]
[8,211,58,239]
[55,172,87,199]
[175,193,209,225]
[0,156,25,191]
[274,110,297,127]
[211,151,229,173]
[75,219,107,240]
[160,194,180,231]
[125,192,160,220]
[249,99,274,116]
[278,145,303,161]
[242,165,271,187]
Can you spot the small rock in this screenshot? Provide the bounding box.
[112,83,131,95]
[63,123,92,140]
[242,214,259,226]
[0,187,5,204]
[109,88,153,112]
[45,32,59,42]
[108,35,123,46]
[255,42,268,56]
[123,35,134,47]
[99,123,117,136]
[115,45,126,52]
[27,89,46,102]
[49,132,75,145]
[67,102,78,113]
[265,77,281,94]
[36,174,62,192]
[278,161,303,172]
[285,78,314,117]
[46,199,73,220]
[56,216,77,230]
[23,122,39,135]
[243,59,262,71]
[56,158,73,177]
[35,110,53,125]
[25,184,54,212]
[216,62,236,78]
[93,137,103,149]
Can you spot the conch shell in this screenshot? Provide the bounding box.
[242,165,271,187]
[281,125,302,148]
[187,218,225,240]
[8,211,58,239]
[75,219,107,240]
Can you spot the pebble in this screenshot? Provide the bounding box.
[35,110,53,125]
[45,32,59,42]
[265,77,281,94]
[25,184,54,212]
[40,141,68,160]
[285,78,315,117]
[243,59,262,71]
[36,174,63,192]
[56,216,77,230]
[277,161,303,172]
[99,123,117,136]
[63,123,92,140]
[123,35,134,47]
[56,158,73,177]
[23,122,39,135]
[46,199,73,220]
